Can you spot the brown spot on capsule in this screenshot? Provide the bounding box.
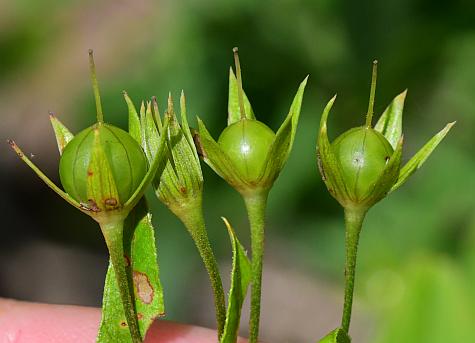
[133,271,154,304]
[137,313,144,320]
[87,199,101,212]
[104,198,118,206]
[180,187,187,194]
[120,321,127,327]
[87,170,93,176]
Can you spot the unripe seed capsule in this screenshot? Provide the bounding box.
[59,123,148,208]
[332,126,394,201]
[218,119,275,182]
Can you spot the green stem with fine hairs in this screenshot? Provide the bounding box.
[101,220,142,343]
[172,198,226,338]
[341,208,367,334]
[243,191,269,343]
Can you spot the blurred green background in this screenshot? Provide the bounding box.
[0,1,474,342]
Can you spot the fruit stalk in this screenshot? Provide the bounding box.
[244,191,268,343]
[341,208,366,333]
[177,199,226,338]
[101,220,142,343]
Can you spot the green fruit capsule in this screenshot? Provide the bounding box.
[59,123,148,210]
[218,119,275,182]
[332,126,393,200]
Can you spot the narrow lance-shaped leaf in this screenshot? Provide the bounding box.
[260,76,308,184]
[97,200,164,343]
[375,90,407,149]
[318,328,351,343]
[228,68,255,125]
[49,113,74,154]
[390,121,455,192]
[220,218,251,343]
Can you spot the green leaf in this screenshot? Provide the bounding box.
[49,113,74,154]
[318,328,351,343]
[375,90,406,149]
[220,218,251,343]
[228,68,255,125]
[316,95,350,206]
[260,76,308,185]
[390,122,455,192]
[97,200,164,342]
[124,91,142,145]
[196,118,246,190]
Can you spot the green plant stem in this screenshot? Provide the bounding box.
[341,208,367,334]
[101,220,142,343]
[243,191,268,343]
[175,199,226,338]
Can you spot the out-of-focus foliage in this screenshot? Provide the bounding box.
[0,1,474,342]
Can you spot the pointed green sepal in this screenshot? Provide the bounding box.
[124,91,142,145]
[317,96,350,207]
[361,136,403,207]
[155,94,204,210]
[260,76,308,186]
[86,128,121,214]
[49,113,74,154]
[375,90,407,149]
[7,139,85,212]
[228,68,255,125]
[196,118,248,190]
[140,101,161,163]
[180,91,200,161]
[390,121,455,192]
[318,328,351,343]
[220,217,252,343]
[124,116,169,211]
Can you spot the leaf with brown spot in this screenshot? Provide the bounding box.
[97,200,164,343]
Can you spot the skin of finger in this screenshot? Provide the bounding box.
[0,298,248,343]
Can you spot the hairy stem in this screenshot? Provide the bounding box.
[341,208,367,333]
[244,191,268,343]
[101,220,142,343]
[175,199,226,338]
